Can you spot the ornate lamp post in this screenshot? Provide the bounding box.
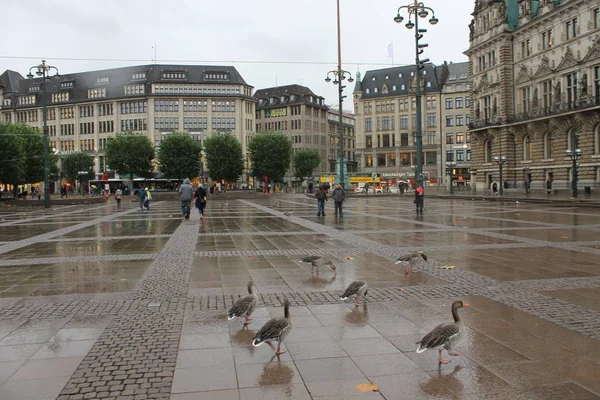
[446,160,456,195]
[493,156,507,196]
[565,148,582,198]
[394,1,439,205]
[27,60,59,209]
[324,0,354,190]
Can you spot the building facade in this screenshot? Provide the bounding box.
[326,108,357,173]
[254,84,355,183]
[0,64,256,182]
[466,0,600,192]
[353,62,470,186]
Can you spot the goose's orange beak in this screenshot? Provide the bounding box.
[463,303,470,307]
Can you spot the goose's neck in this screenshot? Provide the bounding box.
[284,304,290,319]
[452,305,461,323]
[247,284,253,295]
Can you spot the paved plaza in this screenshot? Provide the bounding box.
[0,194,599,399]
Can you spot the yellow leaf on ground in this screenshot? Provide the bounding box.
[515,213,520,216]
[346,257,354,260]
[355,383,379,393]
[438,265,456,270]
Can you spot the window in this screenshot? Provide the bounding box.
[60,107,74,119]
[566,18,578,40]
[19,95,36,106]
[52,92,69,103]
[594,66,600,103]
[132,72,146,80]
[183,116,208,130]
[542,80,553,108]
[523,136,532,160]
[446,151,454,162]
[98,120,114,133]
[79,122,94,134]
[155,100,179,112]
[163,72,187,80]
[121,101,148,114]
[366,135,373,148]
[542,29,553,50]
[365,118,372,131]
[400,133,409,146]
[483,96,492,119]
[98,103,114,116]
[183,100,208,112]
[88,88,106,99]
[445,98,453,109]
[465,97,471,108]
[466,132,471,143]
[595,8,600,29]
[456,115,464,126]
[382,134,390,147]
[567,128,579,150]
[400,116,408,129]
[121,118,148,132]
[97,77,109,84]
[427,113,436,127]
[520,87,531,113]
[595,124,600,155]
[467,150,471,161]
[544,133,553,158]
[455,97,463,108]
[60,81,73,89]
[456,133,464,144]
[79,105,94,118]
[382,117,390,130]
[566,72,578,106]
[485,140,492,162]
[457,150,465,162]
[125,84,145,95]
[445,116,454,127]
[427,131,436,145]
[466,114,471,125]
[446,134,454,144]
[521,39,531,58]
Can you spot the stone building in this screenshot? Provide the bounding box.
[326,108,357,173]
[466,0,600,192]
[0,64,256,182]
[352,62,470,187]
[254,84,355,183]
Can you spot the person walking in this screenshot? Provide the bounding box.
[194,183,208,220]
[137,187,146,211]
[315,186,327,217]
[331,184,345,217]
[144,187,152,210]
[179,178,194,220]
[115,188,122,209]
[492,181,498,195]
[414,184,424,215]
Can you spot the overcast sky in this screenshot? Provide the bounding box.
[2,0,473,111]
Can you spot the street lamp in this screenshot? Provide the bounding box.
[27,60,59,209]
[394,0,439,206]
[324,0,354,190]
[446,160,456,195]
[565,148,582,198]
[493,156,507,196]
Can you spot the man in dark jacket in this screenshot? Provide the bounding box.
[415,184,424,215]
[194,183,208,220]
[315,186,327,216]
[331,184,345,217]
[179,178,194,220]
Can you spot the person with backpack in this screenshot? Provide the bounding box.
[194,183,208,220]
[179,178,194,220]
[115,188,122,209]
[315,186,327,217]
[331,184,345,217]
[137,187,146,211]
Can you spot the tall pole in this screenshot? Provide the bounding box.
[42,67,50,209]
[499,161,504,196]
[414,15,423,191]
[572,157,577,198]
[336,0,345,190]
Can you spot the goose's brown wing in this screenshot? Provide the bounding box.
[228,294,257,319]
[253,317,291,345]
[342,280,366,298]
[417,323,459,350]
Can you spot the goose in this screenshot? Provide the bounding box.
[416,300,469,364]
[283,210,293,218]
[227,281,258,326]
[340,280,368,307]
[395,251,429,276]
[299,256,337,276]
[252,299,292,355]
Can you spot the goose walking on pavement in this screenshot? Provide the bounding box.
[416,300,469,364]
[299,256,337,276]
[252,299,292,355]
[340,280,368,307]
[227,281,258,326]
[395,251,429,276]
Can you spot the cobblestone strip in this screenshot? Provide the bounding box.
[44,234,174,242]
[490,276,600,292]
[57,219,199,398]
[0,254,157,267]
[198,231,318,237]
[484,289,600,340]
[194,247,365,258]
[0,206,144,255]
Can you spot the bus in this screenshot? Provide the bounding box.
[131,178,180,193]
[89,179,124,195]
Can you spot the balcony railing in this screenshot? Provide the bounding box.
[468,96,600,130]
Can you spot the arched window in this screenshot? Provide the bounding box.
[374,87,379,93]
[567,128,578,150]
[595,124,600,155]
[544,132,553,159]
[392,85,397,91]
[365,88,370,94]
[485,140,493,162]
[523,135,532,160]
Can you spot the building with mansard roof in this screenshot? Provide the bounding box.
[466,0,600,192]
[0,64,256,185]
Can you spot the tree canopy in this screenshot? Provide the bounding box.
[157,132,203,180]
[105,134,155,180]
[248,132,292,184]
[203,133,244,183]
[0,123,58,191]
[293,149,321,180]
[61,152,95,182]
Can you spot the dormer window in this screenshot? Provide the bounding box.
[448,75,457,81]
[132,72,147,80]
[385,75,389,80]
[163,72,186,79]
[401,84,406,90]
[392,85,397,91]
[19,95,36,106]
[399,73,403,78]
[60,81,74,89]
[426,82,432,88]
[97,77,109,84]
[460,73,468,79]
[280,96,287,103]
[374,87,379,93]
[365,88,370,94]
[52,92,70,103]
[290,94,297,101]
[28,86,40,92]
[204,72,229,80]
[269,97,276,104]
[372,77,376,81]
[410,72,414,77]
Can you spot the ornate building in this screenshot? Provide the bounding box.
[0,64,256,181]
[466,0,600,191]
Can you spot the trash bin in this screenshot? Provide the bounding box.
[584,186,591,195]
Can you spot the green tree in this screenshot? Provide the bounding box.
[61,152,95,182]
[248,132,292,185]
[0,123,57,195]
[157,132,203,180]
[105,134,155,182]
[203,133,244,184]
[293,149,321,181]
